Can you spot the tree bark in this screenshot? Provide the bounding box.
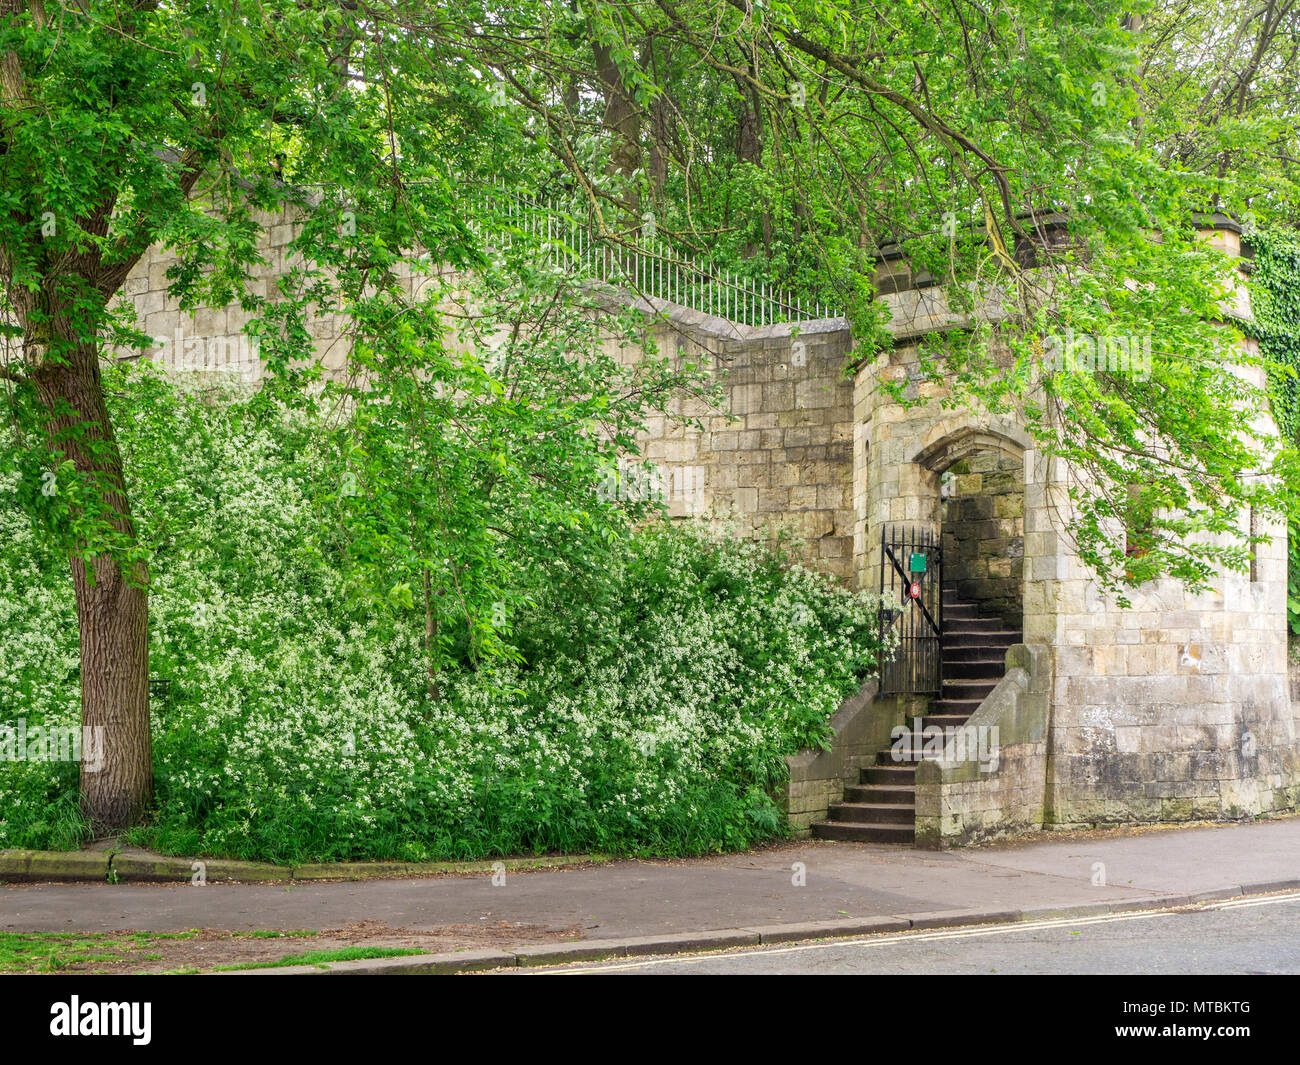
[591,36,643,216]
[2,0,159,833]
[733,48,770,258]
[33,342,151,834]
[641,39,671,201]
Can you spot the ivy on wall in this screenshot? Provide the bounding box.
[1250,229,1300,632]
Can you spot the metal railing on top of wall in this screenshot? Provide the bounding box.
[465,182,842,328]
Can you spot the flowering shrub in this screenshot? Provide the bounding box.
[0,374,885,860]
[0,472,84,849]
[419,522,886,857]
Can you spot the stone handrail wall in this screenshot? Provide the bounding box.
[782,679,927,835]
[913,642,1053,848]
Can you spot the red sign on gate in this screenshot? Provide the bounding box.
[909,581,921,600]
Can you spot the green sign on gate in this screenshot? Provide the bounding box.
[909,551,927,574]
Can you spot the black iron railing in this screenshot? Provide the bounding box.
[878,524,943,694]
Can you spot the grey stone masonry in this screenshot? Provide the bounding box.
[783,680,926,835]
[106,213,1300,843]
[941,452,1024,630]
[848,221,1300,838]
[914,643,1053,847]
[112,220,860,581]
[610,317,857,580]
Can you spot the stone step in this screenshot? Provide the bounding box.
[876,746,923,765]
[943,674,999,689]
[814,591,1012,850]
[886,721,985,755]
[827,802,916,824]
[924,697,983,716]
[916,714,970,729]
[943,640,992,652]
[860,765,916,786]
[878,742,963,765]
[811,821,915,844]
[943,638,1020,653]
[941,610,1003,623]
[942,678,998,700]
[844,782,915,804]
[943,643,1015,662]
[943,657,1007,677]
[944,625,1022,641]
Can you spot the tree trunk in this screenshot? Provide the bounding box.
[71,545,151,833]
[734,60,770,259]
[591,36,642,216]
[34,343,151,834]
[641,39,671,201]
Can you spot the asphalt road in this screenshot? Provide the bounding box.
[538,892,1300,975]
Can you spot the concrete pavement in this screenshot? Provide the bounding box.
[3,817,1300,951]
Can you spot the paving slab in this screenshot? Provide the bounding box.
[954,818,1300,896]
[3,819,1299,952]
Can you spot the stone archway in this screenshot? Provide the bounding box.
[911,429,1028,632]
[939,452,1024,629]
[912,424,1028,473]
[905,424,1029,630]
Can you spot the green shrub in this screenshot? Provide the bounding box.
[1252,230,1300,633]
[0,372,884,860]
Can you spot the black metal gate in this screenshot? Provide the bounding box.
[878,525,943,695]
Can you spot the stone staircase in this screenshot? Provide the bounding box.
[810,590,1021,844]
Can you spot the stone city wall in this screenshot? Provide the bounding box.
[111,211,863,582]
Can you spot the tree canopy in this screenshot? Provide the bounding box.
[2,0,1299,827]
